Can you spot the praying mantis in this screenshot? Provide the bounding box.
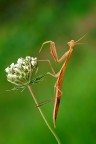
[39,34,87,128]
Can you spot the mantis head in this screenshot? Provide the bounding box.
[67,33,87,49]
[67,40,76,49]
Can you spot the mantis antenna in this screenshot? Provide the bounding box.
[76,33,88,43]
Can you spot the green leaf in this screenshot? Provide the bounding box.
[30,74,47,84]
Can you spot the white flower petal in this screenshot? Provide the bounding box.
[31,57,37,66]
[10,63,15,68]
[26,56,31,60]
[5,67,10,73]
[17,58,23,64]
[15,63,21,68]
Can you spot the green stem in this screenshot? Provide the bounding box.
[27,85,61,144]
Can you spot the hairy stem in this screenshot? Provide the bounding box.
[27,85,61,144]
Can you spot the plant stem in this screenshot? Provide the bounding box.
[27,85,61,144]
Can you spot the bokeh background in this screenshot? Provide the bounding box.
[0,0,96,144]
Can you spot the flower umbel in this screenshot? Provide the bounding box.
[5,56,38,86]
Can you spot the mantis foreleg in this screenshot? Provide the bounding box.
[39,41,69,64]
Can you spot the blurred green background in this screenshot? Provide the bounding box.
[0,0,96,144]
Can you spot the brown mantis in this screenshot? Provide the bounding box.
[39,34,87,128]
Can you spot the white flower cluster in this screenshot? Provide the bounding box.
[5,56,37,86]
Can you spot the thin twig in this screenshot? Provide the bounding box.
[27,85,61,144]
